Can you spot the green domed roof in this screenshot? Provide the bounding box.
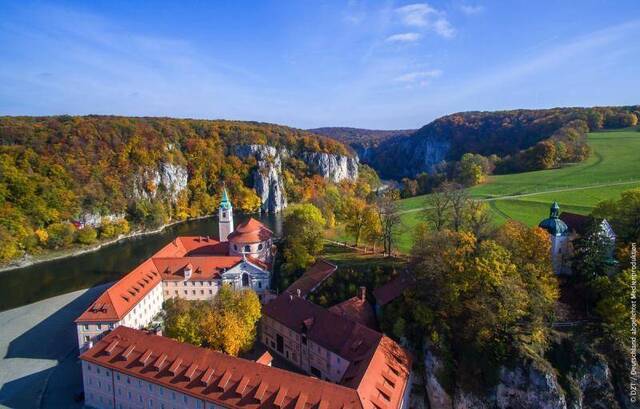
[538,217,568,236]
[538,201,568,236]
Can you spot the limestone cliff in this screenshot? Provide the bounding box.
[235,145,288,213]
[236,144,359,212]
[132,162,188,203]
[422,343,625,409]
[301,151,359,182]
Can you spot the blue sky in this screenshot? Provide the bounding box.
[1,1,639,129]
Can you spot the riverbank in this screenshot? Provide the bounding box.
[0,214,216,273]
[0,283,111,408]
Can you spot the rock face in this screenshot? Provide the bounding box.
[133,162,188,203]
[423,350,454,409]
[77,212,126,228]
[496,361,567,409]
[236,145,288,213]
[301,151,359,182]
[423,348,573,409]
[236,144,359,212]
[235,145,288,213]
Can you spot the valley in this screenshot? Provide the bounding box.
[391,127,640,251]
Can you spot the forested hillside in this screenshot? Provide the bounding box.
[358,106,639,179]
[0,116,358,262]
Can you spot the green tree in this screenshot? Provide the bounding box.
[46,222,76,249]
[592,188,640,245]
[282,203,326,272]
[76,226,98,245]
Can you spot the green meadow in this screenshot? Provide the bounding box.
[393,127,640,252]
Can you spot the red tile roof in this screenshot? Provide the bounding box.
[76,258,162,322]
[559,212,591,235]
[372,273,414,307]
[228,218,273,244]
[81,327,364,409]
[329,290,377,330]
[76,236,264,323]
[154,256,243,281]
[263,294,412,409]
[285,259,338,298]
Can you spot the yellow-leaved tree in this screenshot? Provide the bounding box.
[164,285,261,356]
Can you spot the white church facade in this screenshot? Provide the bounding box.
[75,188,274,351]
[538,201,616,275]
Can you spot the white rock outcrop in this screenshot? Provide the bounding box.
[132,162,188,203]
[301,151,359,182]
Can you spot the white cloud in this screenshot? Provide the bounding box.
[385,32,422,43]
[459,4,484,15]
[394,3,455,38]
[394,69,442,86]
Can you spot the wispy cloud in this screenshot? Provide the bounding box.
[394,3,455,38]
[385,32,422,43]
[394,69,442,86]
[459,4,484,15]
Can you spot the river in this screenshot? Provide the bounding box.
[0,214,282,312]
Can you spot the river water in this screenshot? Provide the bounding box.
[0,214,282,312]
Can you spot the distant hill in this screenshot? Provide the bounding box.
[307,127,416,166]
[307,127,416,145]
[343,106,639,179]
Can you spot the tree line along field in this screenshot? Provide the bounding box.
[394,127,640,252]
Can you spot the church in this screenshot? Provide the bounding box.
[538,201,616,275]
[75,188,274,351]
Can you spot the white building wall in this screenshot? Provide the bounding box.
[162,280,221,301]
[77,283,163,352]
[229,239,272,263]
[82,361,219,409]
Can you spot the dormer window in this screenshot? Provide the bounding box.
[244,245,250,252]
[184,264,193,280]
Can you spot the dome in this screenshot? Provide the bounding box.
[538,217,569,236]
[228,218,273,243]
[538,201,569,236]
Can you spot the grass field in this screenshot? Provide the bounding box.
[390,127,640,251]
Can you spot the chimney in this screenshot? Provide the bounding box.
[358,286,366,301]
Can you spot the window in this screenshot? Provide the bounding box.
[209,290,213,295]
[200,290,204,295]
[234,244,238,251]
[258,243,263,250]
[242,273,250,287]
[84,335,90,342]
[183,396,189,404]
[97,324,103,330]
[84,324,89,330]
[244,245,250,252]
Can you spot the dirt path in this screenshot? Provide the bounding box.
[398,179,640,214]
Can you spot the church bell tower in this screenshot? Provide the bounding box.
[218,187,234,242]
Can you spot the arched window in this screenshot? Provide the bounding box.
[242,273,250,287]
[222,212,227,218]
[244,245,251,252]
[258,243,263,250]
[234,244,238,251]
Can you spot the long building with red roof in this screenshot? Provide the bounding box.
[76,190,274,352]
